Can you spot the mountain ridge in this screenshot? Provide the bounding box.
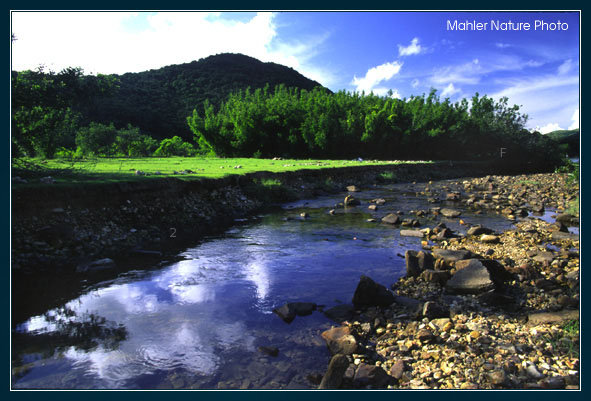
[88,53,327,141]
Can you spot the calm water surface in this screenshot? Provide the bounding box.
[12,181,521,389]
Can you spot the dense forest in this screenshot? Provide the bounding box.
[187,85,563,168]
[11,53,568,170]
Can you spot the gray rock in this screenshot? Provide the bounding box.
[432,248,473,263]
[467,225,495,236]
[318,354,350,389]
[446,259,495,294]
[400,229,424,237]
[440,208,461,218]
[352,276,395,307]
[527,310,579,325]
[533,251,554,264]
[381,213,400,225]
[551,231,578,241]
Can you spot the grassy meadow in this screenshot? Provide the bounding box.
[12,157,428,187]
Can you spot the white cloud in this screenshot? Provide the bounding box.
[495,42,512,49]
[411,78,419,88]
[398,37,424,57]
[389,89,402,99]
[558,59,573,75]
[493,75,579,99]
[431,59,481,85]
[11,11,336,87]
[441,83,461,98]
[491,74,579,131]
[568,108,579,130]
[352,61,402,93]
[537,123,564,134]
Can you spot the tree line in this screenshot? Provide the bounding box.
[12,65,564,171]
[188,84,562,168]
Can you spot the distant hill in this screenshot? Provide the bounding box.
[88,53,327,141]
[545,128,579,157]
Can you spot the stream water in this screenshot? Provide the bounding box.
[12,181,527,389]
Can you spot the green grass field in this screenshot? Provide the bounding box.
[12,157,427,186]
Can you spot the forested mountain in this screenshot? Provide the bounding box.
[87,53,326,141]
[545,129,579,157]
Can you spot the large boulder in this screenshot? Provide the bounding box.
[321,326,358,355]
[445,259,495,294]
[352,276,395,307]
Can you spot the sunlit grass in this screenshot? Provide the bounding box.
[13,157,429,186]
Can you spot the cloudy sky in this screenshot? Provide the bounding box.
[11,11,579,133]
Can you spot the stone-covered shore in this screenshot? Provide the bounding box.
[316,173,580,390]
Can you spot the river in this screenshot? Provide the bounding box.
[12,180,519,389]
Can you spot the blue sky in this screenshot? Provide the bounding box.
[11,11,579,133]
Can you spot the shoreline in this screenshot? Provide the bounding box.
[316,173,579,390]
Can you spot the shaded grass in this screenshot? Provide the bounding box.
[12,157,427,187]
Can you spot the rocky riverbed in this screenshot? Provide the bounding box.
[317,172,580,390]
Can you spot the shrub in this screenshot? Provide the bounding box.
[153,136,197,157]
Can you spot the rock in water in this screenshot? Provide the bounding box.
[346,185,360,192]
[381,213,400,224]
[352,275,395,307]
[318,354,350,389]
[257,346,279,357]
[400,229,424,237]
[440,208,461,218]
[344,195,360,206]
[273,302,317,323]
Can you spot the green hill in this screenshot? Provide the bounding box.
[87,53,326,141]
[545,128,579,157]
